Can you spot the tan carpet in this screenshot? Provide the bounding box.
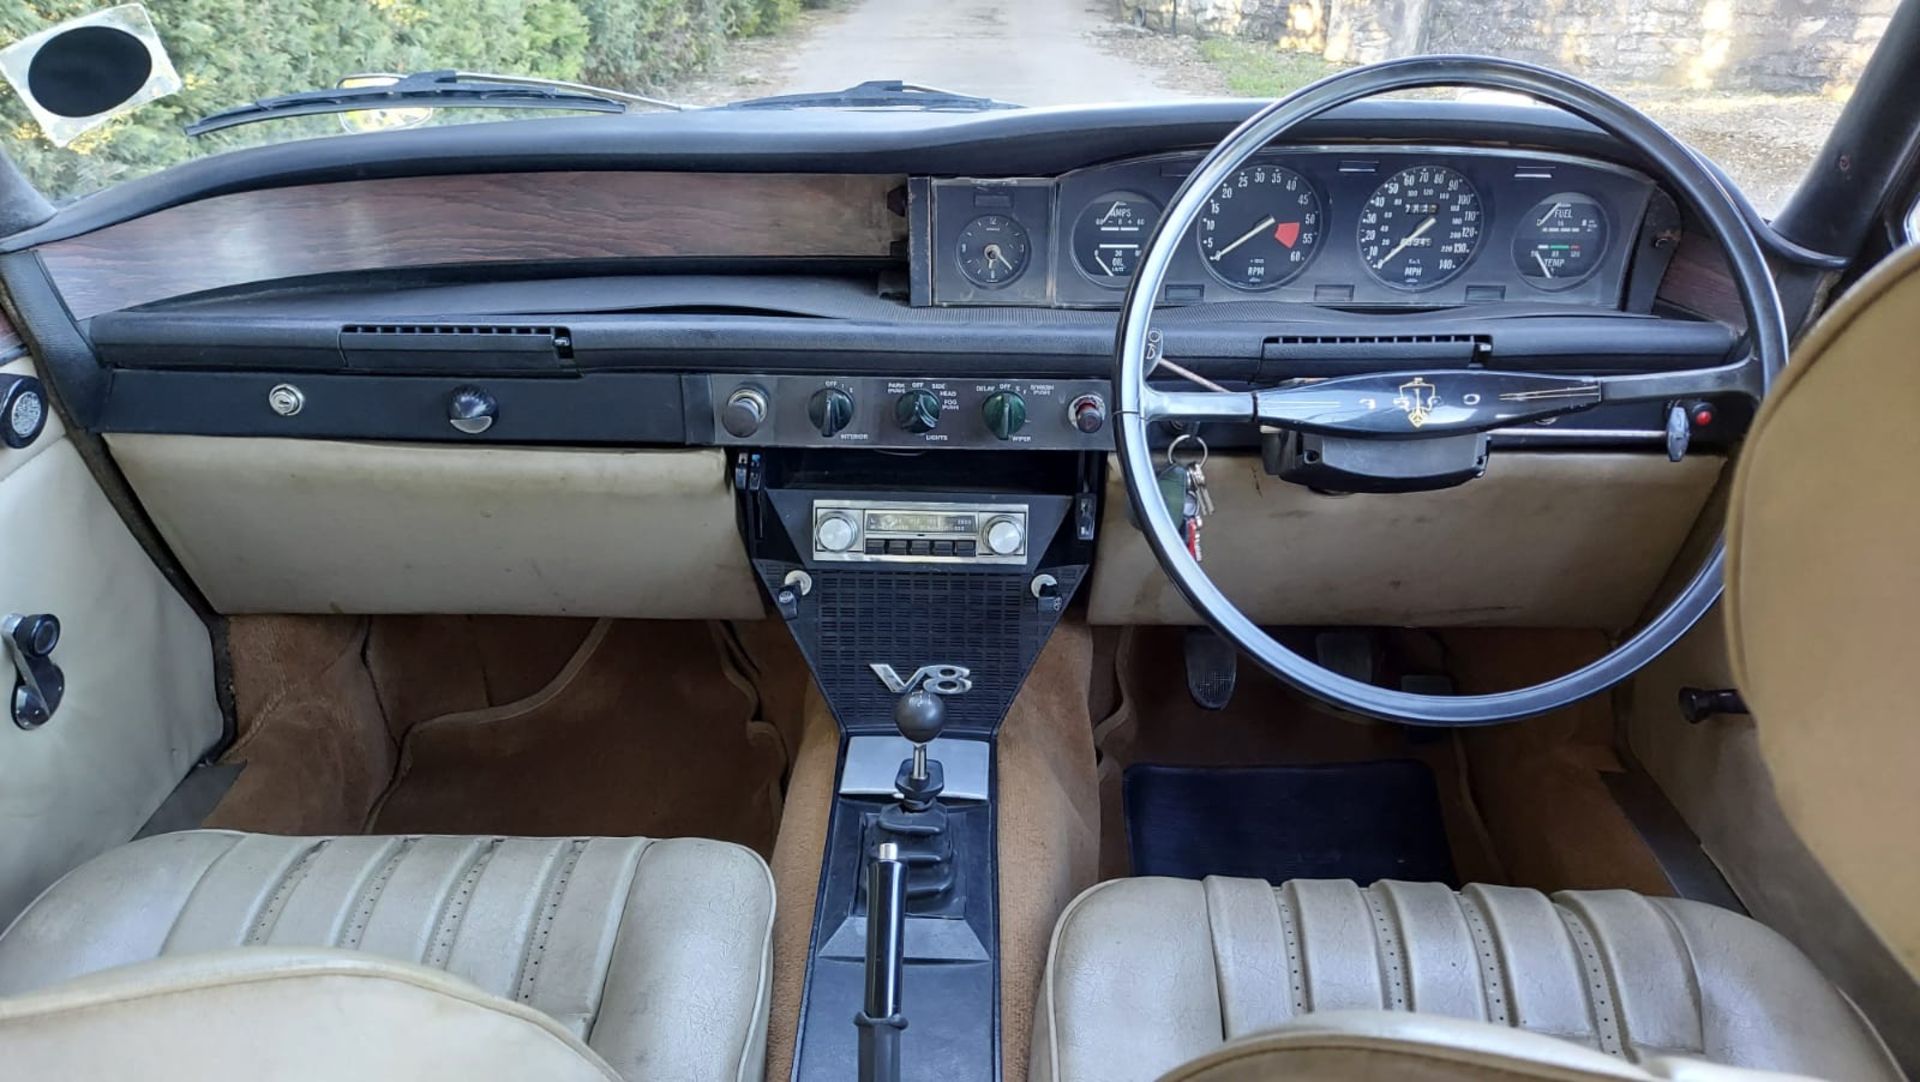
[205,615,394,835]
[368,618,787,853]
[996,619,1101,1082]
[1448,628,1674,897]
[762,683,840,1082]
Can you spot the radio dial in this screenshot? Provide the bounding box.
[816,512,858,552]
[983,515,1025,557]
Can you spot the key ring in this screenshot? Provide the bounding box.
[1166,433,1208,470]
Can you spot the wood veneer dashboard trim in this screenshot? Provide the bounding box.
[36,171,906,319]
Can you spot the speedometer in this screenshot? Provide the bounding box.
[1195,165,1323,290]
[1357,166,1483,290]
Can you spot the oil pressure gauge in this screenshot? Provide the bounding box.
[1513,194,1608,289]
[955,213,1031,288]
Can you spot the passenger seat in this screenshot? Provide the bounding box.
[0,831,774,1081]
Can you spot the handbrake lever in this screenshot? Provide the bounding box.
[855,842,908,1082]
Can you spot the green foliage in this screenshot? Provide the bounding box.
[1196,38,1338,98]
[0,0,803,201]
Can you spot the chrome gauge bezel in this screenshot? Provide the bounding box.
[1355,164,1485,292]
[954,212,1032,289]
[1193,163,1326,292]
[1069,190,1163,289]
[1511,191,1610,291]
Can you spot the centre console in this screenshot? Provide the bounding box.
[734,429,1101,1081]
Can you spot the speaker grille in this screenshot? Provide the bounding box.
[755,560,1084,735]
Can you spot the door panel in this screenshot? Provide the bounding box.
[0,357,220,920]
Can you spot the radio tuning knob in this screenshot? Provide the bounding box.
[895,389,941,434]
[721,386,768,438]
[983,515,1025,556]
[816,512,858,553]
[982,391,1027,440]
[808,387,855,438]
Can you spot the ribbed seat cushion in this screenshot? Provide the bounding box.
[1033,877,1900,1082]
[0,831,774,1081]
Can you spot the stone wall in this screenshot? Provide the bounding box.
[1118,0,1893,92]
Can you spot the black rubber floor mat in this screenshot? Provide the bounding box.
[1123,761,1457,885]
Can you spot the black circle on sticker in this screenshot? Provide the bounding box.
[27,26,153,119]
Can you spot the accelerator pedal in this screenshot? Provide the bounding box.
[1183,628,1238,710]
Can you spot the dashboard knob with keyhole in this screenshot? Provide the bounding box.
[721,386,769,438]
[894,389,942,434]
[807,387,855,438]
[982,391,1027,440]
[447,386,497,435]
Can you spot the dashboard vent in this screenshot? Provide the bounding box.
[1267,333,1490,348]
[338,324,574,371]
[341,323,567,338]
[1257,333,1490,378]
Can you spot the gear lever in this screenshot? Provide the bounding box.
[892,688,946,810]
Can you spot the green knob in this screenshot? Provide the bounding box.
[982,391,1027,440]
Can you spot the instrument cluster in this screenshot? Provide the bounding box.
[920,147,1654,310]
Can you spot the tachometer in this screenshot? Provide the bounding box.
[1195,164,1323,290]
[955,214,1031,288]
[1072,192,1160,286]
[1357,166,1482,290]
[1513,194,1608,289]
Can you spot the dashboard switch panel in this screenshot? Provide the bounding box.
[706,375,1110,451]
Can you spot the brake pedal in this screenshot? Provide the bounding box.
[1314,630,1375,684]
[1183,628,1237,710]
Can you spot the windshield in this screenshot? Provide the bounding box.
[0,0,1890,214]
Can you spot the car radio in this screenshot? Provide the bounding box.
[811,499,1029,565]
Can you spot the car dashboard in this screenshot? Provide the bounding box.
[919,146,1658,311]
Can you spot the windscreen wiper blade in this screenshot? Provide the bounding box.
[184,70,653,136]
[725,80,1019,111]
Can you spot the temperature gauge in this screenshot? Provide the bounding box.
[955,214,1031,288]
[1513,194,1608,289]
[1072,191,1161,286]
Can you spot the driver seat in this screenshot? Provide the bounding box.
[1033,878,1898,1080]
[1033,243,1920,1080]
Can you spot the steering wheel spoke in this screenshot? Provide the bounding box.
[1114,56,1787,724]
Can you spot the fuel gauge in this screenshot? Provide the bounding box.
[1513,194,1608,289]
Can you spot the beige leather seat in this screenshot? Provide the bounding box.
[1034,878,1901,1081]
[0,830,774,1081]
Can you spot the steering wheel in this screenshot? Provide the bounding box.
[1113,56,1788,725]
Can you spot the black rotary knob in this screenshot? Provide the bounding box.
[807,386,855,438]
[895,389,941,434]
[982,390,1027,440]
